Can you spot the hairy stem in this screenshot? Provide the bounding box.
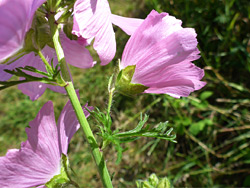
[37,50,53,74]
[106,75,115,122]
[107,89,114,119]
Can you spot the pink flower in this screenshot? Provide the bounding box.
[118,10,206,98]
[0,100,92,187]
[72,0,144,65]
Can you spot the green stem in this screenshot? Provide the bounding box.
[69,179,80,188]
[37,50,53,74]
[65,82,113,188]
[107,89,114,118]
[48,13,71,82]
[106,75,115,121]
[47,11,113,188]
[37,49,65,86]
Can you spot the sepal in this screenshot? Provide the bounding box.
[23,29,38,54]
[22,11,54,54]
[45,154,78,188]
[63,17,78,41]
[32,12,54,50]
[116,65,149,96]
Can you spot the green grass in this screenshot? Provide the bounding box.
[0,0,250,187]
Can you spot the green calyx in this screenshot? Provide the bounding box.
[23,12,54,54]
[115,65,149,96]
[45,154,78,188]
[28,9,57,52]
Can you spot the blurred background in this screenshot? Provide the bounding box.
[0,0,249,187]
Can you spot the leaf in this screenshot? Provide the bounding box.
[115,144,123,164]
[0,66,58,91]
[189,119,213,136]
[115,114,149,137]
[200,91,213,100]
[114,115,176,143]
[21,66,50,77]
[88,110,176,163]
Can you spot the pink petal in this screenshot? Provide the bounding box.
[60,32,96,68]
[121,10,205,97]
[93,17,116,65]
[73,0,116,65]
[0,101,61,187]
[18,82,47,101]
[121,10,183,69]
[110,14,144,35]
[0,0,30,61]
[131,29,200,81]
[0,0,45,61]
[57,100,80,155]
[143,61,206,97]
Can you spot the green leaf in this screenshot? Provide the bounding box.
[115,114,149,137]
[200,91,213,100]
[189,119,212,136]
[88,109,176,164]
[114,114,176,143]
[0,66,58,91]
[115,144,123,164]
[20,66,51,77]
[119,137,138,143]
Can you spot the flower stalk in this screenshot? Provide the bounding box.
[47,10,113,188]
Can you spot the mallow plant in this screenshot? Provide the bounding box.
[0,0,205,187]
